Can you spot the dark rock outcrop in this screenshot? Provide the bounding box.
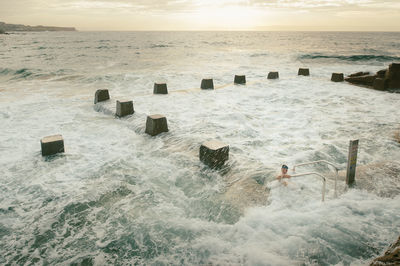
[371,236,400,266]
[345,63,400,91]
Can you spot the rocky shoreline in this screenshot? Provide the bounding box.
[345,63,400,92]
[371,236,400,265]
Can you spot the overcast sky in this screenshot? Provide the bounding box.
[1,0,399,31]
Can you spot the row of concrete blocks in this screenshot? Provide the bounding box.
[40,135,229,169]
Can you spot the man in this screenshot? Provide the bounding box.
[277,164,291,186]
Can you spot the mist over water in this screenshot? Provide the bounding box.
[0,31,400,265]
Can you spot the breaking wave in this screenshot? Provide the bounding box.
[298,53,400,62]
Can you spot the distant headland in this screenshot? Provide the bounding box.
[0,22,76,33]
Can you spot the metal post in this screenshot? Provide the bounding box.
[346,140,359,186]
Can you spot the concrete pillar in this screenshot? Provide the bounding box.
[201,79,214,90]
[41,135,64,156]
[268,72,279,79]
[298,68,310,76]
[199,140,229,169]
[331,73,344,82]
[145,114,168,136]
[116,100,134,117]
[346,139,359,186]
[94,89,110,104]
[234,75,246,84]
[153,83,168,94]
[373,78,388,90]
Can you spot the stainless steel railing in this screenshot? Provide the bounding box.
[290,172,327,201]
[292,160,340,198]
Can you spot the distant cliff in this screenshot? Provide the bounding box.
[0,22,76,33]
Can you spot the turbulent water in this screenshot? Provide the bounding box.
[0,31,400,265]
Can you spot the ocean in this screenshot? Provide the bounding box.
[0,31,400,265]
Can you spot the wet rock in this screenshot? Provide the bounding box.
[116,100,134,117]
[234,75,246,84]
[94,89,110,104]
[331,73,344,82]
[349,71,370,77]
[373,78,389,91]
[345,75,377,86]
[377,69,387,78]
[201,79,214,90]
[298,68,310,76]
[268,71,279,79]
[200,140,229,169]
[41,135,64,156]
[371,236,400,266]
[153,83,168,94]
[385,63,400,89]
[145,114,168,136]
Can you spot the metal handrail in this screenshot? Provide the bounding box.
[290,172,326,202]
[292,160,340,198]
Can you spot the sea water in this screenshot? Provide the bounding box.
[0,31,399,265]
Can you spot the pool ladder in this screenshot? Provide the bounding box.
[291,160,340,202]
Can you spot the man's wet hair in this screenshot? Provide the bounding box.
[282,164,289,169]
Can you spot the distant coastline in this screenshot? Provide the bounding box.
[0,22,76,33]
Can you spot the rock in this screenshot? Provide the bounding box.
[373,78,389,91]
[345,75,377,86]
[199,140,229,169]
[153,83,168,94]
[234,75,246,84]
[41,135,64,156]
[371,236,400,266]
[268,72,279,79]
[385,63,400,89]
[377,69,387,78]
[94,89,110,104]
[145,114,168,136]
[201,79,214,90]
[298,68,310,76]
[116,100,134,117]
[349,71,370,77]
[331,73,344,82]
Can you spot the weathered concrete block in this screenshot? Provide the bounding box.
[201,79,214,90]
[268,72,279,79]
[234,75,246,84]
[199,140,229,169]
[153,83,168,94]
[94,89,110,104]
[298,68,310,76]
[41,135,64,156]
[145,114,168,136]
[116,100,134,117]
[376,69,387,78]
[373,78,388,90]
[331,73,344,82]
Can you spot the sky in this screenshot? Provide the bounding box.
[0,0,399,31]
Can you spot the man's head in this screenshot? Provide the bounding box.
[281,164,289,174]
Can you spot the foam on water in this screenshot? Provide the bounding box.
[0,31,399,265]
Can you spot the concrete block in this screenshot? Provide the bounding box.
[298,68,310,76]
[268,72,279,79]
[145,114,168,136]
[373,78,388,91]
[201,79,214,90]
[234,75,246,84]
[331,73,344,82]
[116,100,134,117]
[199,140,229,168]
[153,83,168,94]
[94,89,110,104]
[41,135,64,156]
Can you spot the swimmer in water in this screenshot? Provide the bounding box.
[277,164,291,186]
